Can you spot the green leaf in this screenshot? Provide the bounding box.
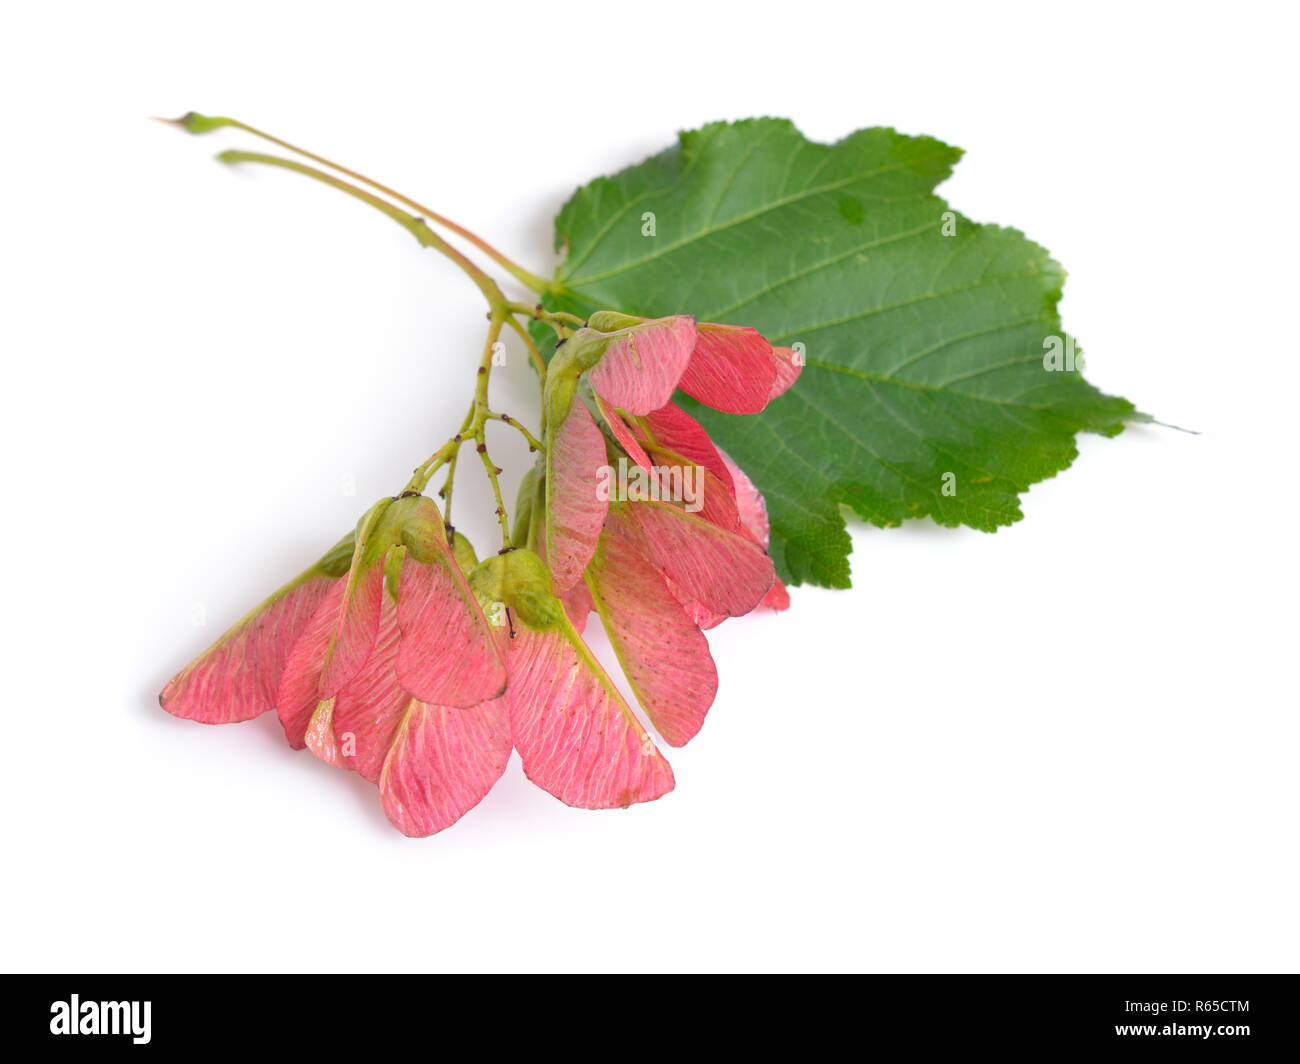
[539,118,1144,588]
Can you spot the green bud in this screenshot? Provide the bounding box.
[565,327,614,371]
[469,549,566,631]
[586,310,641,333]
[316,533,357,579]
[541,325,611,440]
[468,555,505,606]
[509,587,567,630]
[512,464,540,547]
[401,517,442,564]
[544,369,580,429]
[176,112,237,135]
[389,495,449,565]
[451,531,478,573]
[354,496,399,567]
[383,545,407,597]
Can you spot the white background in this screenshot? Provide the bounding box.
[1,2,1295,973]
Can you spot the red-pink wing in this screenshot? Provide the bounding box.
[676,323,778,414]
[276,579,348,748]
[770,345,802,400]
[317,559,385,699]
[536,516,595,633]
[717,448,771,547]
[588,527,717,747]
[562,579,594,634]
[160,573,335,724]
[546,397,609,592]
[761,579,791,611]
[635,403,740,531]
[312,594,408,779]
[613,500,774,619]
[379,695,512,837]
[508,623,674,809]
[587,315,696,415]
[640,403,734,489]
[395,554,506,708]
[592,392,654,469]
[313,594,512,836]
[719,448,791,613]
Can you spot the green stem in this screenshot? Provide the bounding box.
[439,444,462,528]
[473,311,513,549]
[406,402,470,495]
[190,134,539,551]
[502,312,548,377]
[505,301,584,334]
[405,316,518,548]
[216,150,509,311]
[502,314,549,436]
[486,411,542,452]
[166,113,553,295]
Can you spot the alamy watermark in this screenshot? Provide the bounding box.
[50,995,151,1044]
[596,457,704,513]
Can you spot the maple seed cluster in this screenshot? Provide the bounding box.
[159,115,801,837]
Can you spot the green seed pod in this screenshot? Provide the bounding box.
[469,548,566,631]
[451,531,478,573]
[316,533,358,579]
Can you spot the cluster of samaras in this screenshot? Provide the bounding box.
[162,312,799,835]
